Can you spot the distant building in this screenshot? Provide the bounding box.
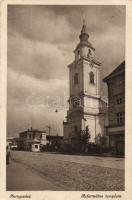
[7,136,18,150]
[103,61,125,154]
[7,136,14,147]
[18,128,47,151]
[17,128,63,152]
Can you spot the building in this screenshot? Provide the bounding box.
[17,128,63,151]
[6,136,18,150]
[103,61,125,154]
[7,136,14,147]
[18,128,48,151]
[63,21,107,147]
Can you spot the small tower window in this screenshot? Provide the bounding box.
[78,50,80,59]
[90,71,94,84]
[74,73,79,85]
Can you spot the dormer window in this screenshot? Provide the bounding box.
[90,71,94,84]
[74,73,79,85]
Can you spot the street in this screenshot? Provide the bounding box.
[6,151,124,191]
[6,160,61,191]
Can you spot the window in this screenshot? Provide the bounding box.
[78,50,80,59]
[116,94,123,104]
[33,133,35,139]
[74,73,79,85]
[35,145,38,149]
[116,112,125,125]
[74,125,78,133]
[90,71,94,84]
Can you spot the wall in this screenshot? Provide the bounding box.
[108,74,125,126]
[31,144,40,152]
[83,61,100,96]
[84,114,105,142]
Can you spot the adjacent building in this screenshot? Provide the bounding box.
[17,127,63,152]
[63,21,107,147]
[18,128,47,151]
[103,61,125,154]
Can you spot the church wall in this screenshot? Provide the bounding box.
[64,114,82,140]
[63,123,69,139]
[83,61,100,96]
[70,62,83,96]
[84,115,105,142]
[84,96,100,114]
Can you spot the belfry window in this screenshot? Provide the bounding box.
[90,71,95,84]
[74,73,79,85]
[78,50,80,59]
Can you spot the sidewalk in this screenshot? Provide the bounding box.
[6,160,61,191]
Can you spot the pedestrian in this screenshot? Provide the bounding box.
[6,146,11,165]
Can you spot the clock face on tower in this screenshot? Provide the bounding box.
[70,96,81,108]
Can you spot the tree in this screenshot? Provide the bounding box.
[80,126,91,152]
[96,134,107,153]
[99,135,107,146]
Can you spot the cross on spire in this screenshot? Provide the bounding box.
[83,16,85,26]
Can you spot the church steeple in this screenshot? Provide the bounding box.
[79,19,89,42]
[74,20,95,61]
[63,20,104,145]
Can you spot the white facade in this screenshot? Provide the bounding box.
[31,143,40,152]
[40,132,48,145]
[63,21,107,143]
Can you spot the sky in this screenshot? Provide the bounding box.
[7,5,125,137]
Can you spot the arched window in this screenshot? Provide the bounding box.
[90,71,94,84]
[74,73,79,85]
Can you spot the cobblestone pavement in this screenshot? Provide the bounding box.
[32,152,124,170]
[7,151,124,191]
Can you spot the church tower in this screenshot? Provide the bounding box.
[63,21,106,143]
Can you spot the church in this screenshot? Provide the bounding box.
[63,21,107,146]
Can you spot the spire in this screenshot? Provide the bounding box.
[79,19,89,41]
[74,20,95,52]
[81,19,88,34]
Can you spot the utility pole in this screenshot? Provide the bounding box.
[47,126,51,136]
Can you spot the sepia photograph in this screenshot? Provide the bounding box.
[6,4,125,192]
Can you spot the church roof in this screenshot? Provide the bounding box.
[75,20,95,51]
[103,61,125,82]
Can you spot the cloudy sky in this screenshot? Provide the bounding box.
[7,5,125,137]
